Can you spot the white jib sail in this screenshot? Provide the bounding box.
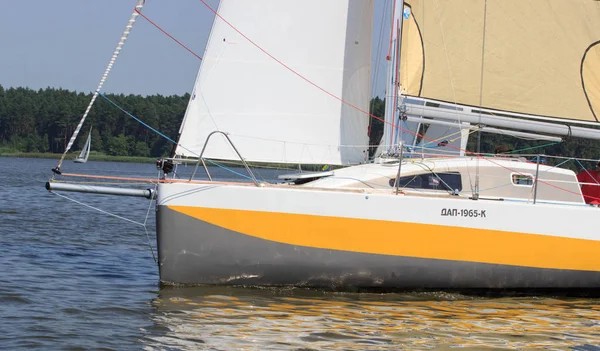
[175,0,374,165]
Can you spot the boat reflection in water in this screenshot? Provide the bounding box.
[143,287,600,350]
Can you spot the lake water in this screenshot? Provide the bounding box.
[2,156,600,350]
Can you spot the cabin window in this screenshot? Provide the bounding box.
[511,173,534,186]
[390,172,462,192]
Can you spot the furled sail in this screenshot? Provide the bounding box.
[401,0,600,123]
[175,0,374,165]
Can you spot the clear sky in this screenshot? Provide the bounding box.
[0,0,390,97]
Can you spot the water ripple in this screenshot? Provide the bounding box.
[3,158,600,350]
[140,287,600,350]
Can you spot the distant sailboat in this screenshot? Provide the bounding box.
[74,129,91,164]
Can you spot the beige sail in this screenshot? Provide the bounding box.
[401,0,600,123]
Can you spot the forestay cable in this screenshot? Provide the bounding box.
[54,0,147,172]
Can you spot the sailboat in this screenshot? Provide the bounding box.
[73,128,91,164]
[49,0,600,290]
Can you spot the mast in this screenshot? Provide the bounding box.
[378,0,404,157]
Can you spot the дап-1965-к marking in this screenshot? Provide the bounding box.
[441,208,487,218]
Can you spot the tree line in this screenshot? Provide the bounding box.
[0,85,187,157]
[1,84,600,167]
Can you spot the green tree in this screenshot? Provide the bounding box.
[132,141,150,157]
[108,134,128,156]
[368,97,385,156]
[40,133,49,152]
[90,127,103,154]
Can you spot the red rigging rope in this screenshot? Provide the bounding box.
[134,9,202,61]
[56,0,561,164]
[386,0,397,60]
[130,2,585,200]
[134,3,555,164]
[196,0,389,133]
[192,3,566,159]
[192,0,479,156]
[135,1,461,156]
[389,18,402,150]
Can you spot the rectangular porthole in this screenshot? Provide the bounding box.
[390,172,462,192]
[511,173,534,187]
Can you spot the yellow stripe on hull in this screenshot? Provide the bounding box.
[168,205,600,272]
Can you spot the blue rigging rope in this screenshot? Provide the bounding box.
[99,93,179,146]
[98,93,254,181]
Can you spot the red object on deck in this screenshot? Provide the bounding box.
[576,169,600,204]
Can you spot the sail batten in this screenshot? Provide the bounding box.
[402,0,600,123]
[175,0,374,165]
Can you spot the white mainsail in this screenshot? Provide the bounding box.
[175,0,374,165]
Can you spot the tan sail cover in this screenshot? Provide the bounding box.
[401,0,600,123]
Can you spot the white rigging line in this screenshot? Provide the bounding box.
[50,185,158,264]
[55,0,146,172]
[433,1,461,124]
[371,0,389,97]
[432,0,477,194]
[475,0,489,199]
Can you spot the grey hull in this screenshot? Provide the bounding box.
[157,206,600,289]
